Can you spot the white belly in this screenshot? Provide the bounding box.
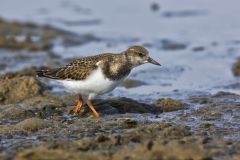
[57,67,125,99]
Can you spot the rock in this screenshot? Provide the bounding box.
[76,140,92,151]
[189,96,211,104]
[0,76,45,104]
[0,94,65,120]
[91,102,119,115]
[122,119,138,128]
[199,123,215,130]
[149,139,208,160]
[223,83,240,89]
[0,66,50,80]
[121,79,146,88]
[23,95,65,118]
[15,147,97,160]
[161,39,187,50]
[69,97,159,116]
[232,58,240,76]
[112,138,208,160]
[212,91,238,98]
[0,117,47,135]
[0,35,51,51]
[0,63,6,70]
[0,104,35,119]
[0,125,12,135]
[150,2,160,12]
[105,97,157,114]
[15,118,47,133]
[0,152,10,160]
[0,18,98,51]
[154,98,188,112]
[192,46,205,52]
[162,126,191,138]
[1,66,38,78]
[95,134,110,143]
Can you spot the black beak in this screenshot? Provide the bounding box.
[147,57,161,66]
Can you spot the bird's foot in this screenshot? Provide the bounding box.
[74,95,83,114]
[86,99,100,122]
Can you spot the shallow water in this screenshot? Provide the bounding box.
[0,0,240,102]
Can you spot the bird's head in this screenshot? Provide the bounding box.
[125,45,161,67]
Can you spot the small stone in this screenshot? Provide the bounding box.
[154,98,188,112]
[121,79,146,88]
[0,105,35,119]
[77,140,92,151]
[112,135,121,145]
[96,134,109,142]
[161,39,187,50]
[192,46,205,52]
[123,119,138,128]
[162,126,191,138]
[150,2,160,12]
[232,58,240,76]
[15,118,47,133]
[147,141,154,150]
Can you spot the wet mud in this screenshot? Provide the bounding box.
[0,68,239,160]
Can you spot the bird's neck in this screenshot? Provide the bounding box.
[101,53,132,81]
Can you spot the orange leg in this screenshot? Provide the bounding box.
[86,99,100,121]
[74,95,83,113]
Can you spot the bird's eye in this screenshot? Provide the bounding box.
[138,52,144,57]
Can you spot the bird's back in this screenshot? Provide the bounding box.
[36,53,115,80]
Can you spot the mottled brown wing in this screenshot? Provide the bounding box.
[37,53,113,80]
[37,65,98,80]
[67,53,113,67]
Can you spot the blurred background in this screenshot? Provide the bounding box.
[0,0,240,100]
[1,1,240,159]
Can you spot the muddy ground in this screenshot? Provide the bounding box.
[0,68,239,160]
[0,18,240,160]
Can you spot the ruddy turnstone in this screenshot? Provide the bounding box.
[37,46,160,121]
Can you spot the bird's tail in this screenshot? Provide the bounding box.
[36,68,61,79]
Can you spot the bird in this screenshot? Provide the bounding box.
[36,45,160,121]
